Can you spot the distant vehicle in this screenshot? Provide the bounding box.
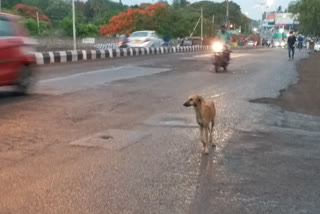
[314,41,320,52]
[0,13,37,94]
[211,41,230,72]
[180,38,193,46]
[117,34,128,48]
[246,41,255,47]
[273,40,286,48]
[262,38,268,46]
[127,31,164,48]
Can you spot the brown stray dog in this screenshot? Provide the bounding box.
[183,95,216,154]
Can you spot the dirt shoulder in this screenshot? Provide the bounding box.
[277,52,320,116]
[254,52,320,116]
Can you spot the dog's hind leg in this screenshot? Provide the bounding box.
[210,119,216,147]
[209,122,213,143]
[200,127,205,152]
[204,127,209,154]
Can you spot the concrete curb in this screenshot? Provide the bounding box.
[34,45,210,65]
[34,45,263,65]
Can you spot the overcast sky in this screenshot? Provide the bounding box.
[119,0,293,20]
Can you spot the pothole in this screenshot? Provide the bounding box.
[101,135,113,140]
[249,97,276,104]
[70,129,149,151]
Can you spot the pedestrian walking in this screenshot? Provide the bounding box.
[287,31,296,60]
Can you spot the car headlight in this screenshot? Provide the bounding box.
[212,42,223,52]
[281,41,285,47]
[275,42,280,47]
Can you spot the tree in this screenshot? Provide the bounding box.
[172,0,189,8]
[290,0,320,36]
[13,4,50,22]
[100,3,168,35]
[277,5,282,13]
[21,0,50,11]
[88,0,127,25]
[45,0,71,21]
[2,0,21,9]
[158,0,169,4]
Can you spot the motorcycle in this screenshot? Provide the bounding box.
[267,40,271,47]
[211,41,230,73]
[117,35,128,48]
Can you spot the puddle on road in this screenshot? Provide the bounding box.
[144,113,198,128]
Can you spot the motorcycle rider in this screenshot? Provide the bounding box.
[298,34,303,51]
[215,25,231,61]
[118,34,128,48]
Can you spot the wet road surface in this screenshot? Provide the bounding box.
[0,49,319,214]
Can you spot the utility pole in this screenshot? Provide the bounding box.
[245,23,247,35]
[72,0,77,50]
[36,12,40,35]
[226,0,229,29]
[200,8,203,45]
[212,15,215,36]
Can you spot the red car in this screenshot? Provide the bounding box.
[0,13,37,94]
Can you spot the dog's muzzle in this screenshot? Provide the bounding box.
[183,102,191,107]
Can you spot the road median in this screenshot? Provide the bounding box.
[34,45,263,65]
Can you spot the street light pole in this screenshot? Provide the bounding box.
[260,5,264,46]
[226,0,229,29]
[201,8,203,45]
[212,15,215,36]
[72,0,77,50]
[36,12,40,35]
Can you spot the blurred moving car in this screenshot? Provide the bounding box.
[246,41,255,47]
[127,31,164,48]
[314,41,320,52]
[0,13,37,94]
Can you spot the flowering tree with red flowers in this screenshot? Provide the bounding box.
[13,4,51,22]
[100,3,168,36]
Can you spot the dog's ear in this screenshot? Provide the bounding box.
[197,96,202,103]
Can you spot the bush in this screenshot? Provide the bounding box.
[60,17,99,37]
[23,18,50,36]
[23,18,38,36]
[60,17,73,36]
[78,24,99,37]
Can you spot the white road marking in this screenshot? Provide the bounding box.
[37,66,171,95]
[210,92,225,98]
[181,53,249,60]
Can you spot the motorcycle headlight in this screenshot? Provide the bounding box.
[281,41,285,47]
[212,42,223,52]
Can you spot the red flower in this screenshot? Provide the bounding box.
[100,3,167,35]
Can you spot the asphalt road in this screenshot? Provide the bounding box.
[0,48,319,214]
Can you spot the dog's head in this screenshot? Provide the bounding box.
[183,94,203,107]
